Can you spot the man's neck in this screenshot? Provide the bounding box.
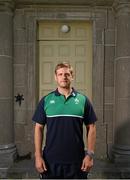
[58,87,72,98]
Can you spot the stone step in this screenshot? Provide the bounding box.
[1,158,130,179]
[5,158,38,179]
[90,158,130,179]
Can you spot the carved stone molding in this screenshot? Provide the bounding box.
[0,0,15,11]
[113,0,130,13]
[15,0,114,7]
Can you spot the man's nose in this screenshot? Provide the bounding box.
[63,74,67,78]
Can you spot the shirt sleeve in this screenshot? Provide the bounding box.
[32,97,46,125]
[83,97,97,125]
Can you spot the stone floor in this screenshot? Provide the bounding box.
[1,157,130,179]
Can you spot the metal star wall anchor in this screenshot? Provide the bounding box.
[15,93,24,106]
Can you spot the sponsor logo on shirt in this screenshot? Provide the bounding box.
[50,100,55,104]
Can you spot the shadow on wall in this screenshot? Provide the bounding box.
[15,152,32,162]
[114,119,130,148]
[89,120,130,179]
[105,120,130,179]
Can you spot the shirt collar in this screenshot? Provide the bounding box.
[54,88,77,97]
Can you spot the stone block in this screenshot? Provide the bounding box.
[15,141,32,157]
[95,17,107,29]
[14,9,24,16]
[14,44,27,64]
[105,46,115,62]
[14,14,25,29]
[14,142,25,156]
[105,46,115,86]
[14,124,25,142]
[114,98,130,150]
[0,99,13,144]
[26,15,36,40]
[27,27,36,43]
[105,29,115,45]
[105,87,114,104]
[115,98,130,134]
[26,110,35,125]
[0,43,12,57]
[104,104,113,142]
[107,9,115,29]
[0,144,17,170]
[93,45,104,107]
[116,15,130,57]
[24,9,37,17]
[6,158,38,179]
[93,9,107,29]
[0,13,13,56]
[112,145,130,164]
[96,29,104,45]
[117,42,130,58]
[95,123,107,158]
[92,9,107,19]
[115,59,130,98]
[27,44,35,66]
[25,124,34,144]
[14,109,27,124]
[105,61,114,86]
[0,57,13,98]
[104,104,113,122]
[26,45,36,109]
[94,109,103,123]
[14,65,26,86]
[14,29,26,44]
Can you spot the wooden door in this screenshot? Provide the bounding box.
[38,21,92,148]
[38,21,92,100]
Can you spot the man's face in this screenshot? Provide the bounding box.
[55,67,73,88]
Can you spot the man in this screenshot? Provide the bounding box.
[32,62,97,179]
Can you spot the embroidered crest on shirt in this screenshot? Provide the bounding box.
[74,98,79,104]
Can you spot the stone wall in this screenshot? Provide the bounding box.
[13,4,115,159]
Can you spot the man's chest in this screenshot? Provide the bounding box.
[44,96,85,118]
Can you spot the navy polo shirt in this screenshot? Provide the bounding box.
[32,88,97,164]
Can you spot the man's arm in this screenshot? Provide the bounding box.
[34,123,47,173]
[81,123,96,172]
[87,123,96,153]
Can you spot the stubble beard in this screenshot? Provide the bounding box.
[59,81,70,89]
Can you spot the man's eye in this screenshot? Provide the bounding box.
[58,74,62,76]
[65,74,70,76]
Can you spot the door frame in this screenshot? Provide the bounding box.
[25,6,105,158]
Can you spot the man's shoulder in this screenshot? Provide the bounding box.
[43,90,56,101]
[76,90,87,98]
[75,91,93,106]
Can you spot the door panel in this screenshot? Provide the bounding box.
[39,21,92,100]
[38,21,90,41]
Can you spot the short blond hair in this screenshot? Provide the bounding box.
[55,62,73,75]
